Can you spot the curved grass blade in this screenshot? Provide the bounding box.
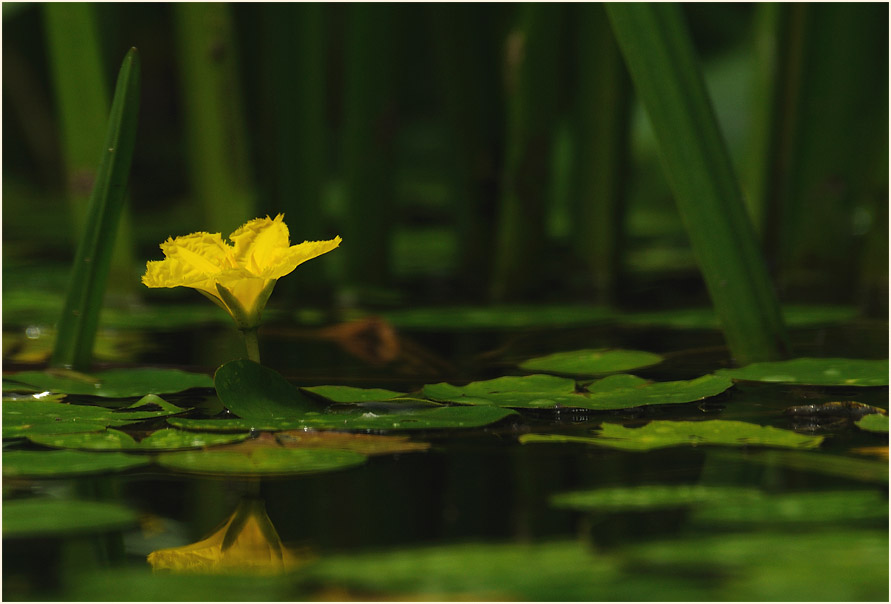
[51,48,141,370]
[605,4,789,364]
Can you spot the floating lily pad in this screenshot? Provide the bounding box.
[3,400,185,438]
[300,385,408,403]
[169,406,518,433]
[855,413,889,433]
[4,367,213,397]
[377,304,615,330]
[27,428,249,451]
[423,373,732,411]
[520,420,824,451]
[691,490,889,525]
[423,374,592,409]
[621,305,858,329]
[214,359,321,420]
[550,485,762,512]
[717,449,889,484]
[715,358,888,386]
[2,390,66,403]
[623,530,888,602]
[155,448,367,476]
[3,498,139,538]
[263,431,430,455]
[519,349,663,376]
[3,450,150,478]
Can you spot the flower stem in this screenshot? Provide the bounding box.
[240,328,261,364]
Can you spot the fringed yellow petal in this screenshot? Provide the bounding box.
[142,215,340,329]
[267,236,342,279]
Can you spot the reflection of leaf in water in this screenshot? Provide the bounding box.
[148,499,309,574]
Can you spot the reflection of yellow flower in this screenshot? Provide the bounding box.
[142,214,340,329]
[147,499,306,574]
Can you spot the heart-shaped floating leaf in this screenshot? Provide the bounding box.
[27,428,249,451]
[715,358,888,386]
[690,490,889,525]
[300,385,408,403]
[4,368,213,397]
[3,400,186,438]
[519,349,663,376]
[3,498,139,538]
[3,450,150,478]
[423,373,732,411]
[520,420,824,451]
[168,406,518,433]
[550,485,763,512]
[214,359,321,420]
[155,448,367,476]
[855,413,889,433]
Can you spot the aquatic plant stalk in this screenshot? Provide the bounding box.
[43,2,136,297]
[606,3,789,363]
[491,3,564,302]
[51,49,141,370]
[571,3,631,304]
[173,2,254,235]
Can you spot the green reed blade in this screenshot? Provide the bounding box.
[605,3,789,363]
[173,2,254,235]
[491,3,564,302]
[43,2,136,297]
[51,49,141,370]
[571,3,631,304]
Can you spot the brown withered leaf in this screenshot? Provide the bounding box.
[217,431,430,456]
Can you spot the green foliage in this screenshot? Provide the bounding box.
[5,368,211,397]
[214,359,321,420]
[3,400,187,438]
[51,49,141,370]
[300,385,408,403]
[716,357,889,386]
[156,448,367,477]
[519,348,662,376]
[691,490,889,525]
[3,450,150,478]
[521,419,824,451]
[3,498,139,538]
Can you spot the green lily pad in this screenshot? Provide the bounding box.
[550,485,762,512]
[168,406,518,433]
[4,367,213,397]
[715,358,888,386]
[2,391,66,403]
[3,498,139,538]
[27,428,248,451]
[423,373,732,411]
[214,359,321,420]
[691,490,889,525]
[855,413,889,433]
[720,449,889,484]
[300,385,408,403]
[624,530,888,602]
[520,420,824,451]
[423,374,592,409]
[155,447,367,476]
[123,394,189,414]
[2,400,185,438]
[3,450,150,478]
[519,348,663,376]
[376,304,616,330]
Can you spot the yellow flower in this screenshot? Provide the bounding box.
[142,214,340,329]
[147,499,307,574]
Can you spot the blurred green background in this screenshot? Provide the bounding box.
[3,2,888,317]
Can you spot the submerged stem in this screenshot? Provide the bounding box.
[240,328,261,364]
